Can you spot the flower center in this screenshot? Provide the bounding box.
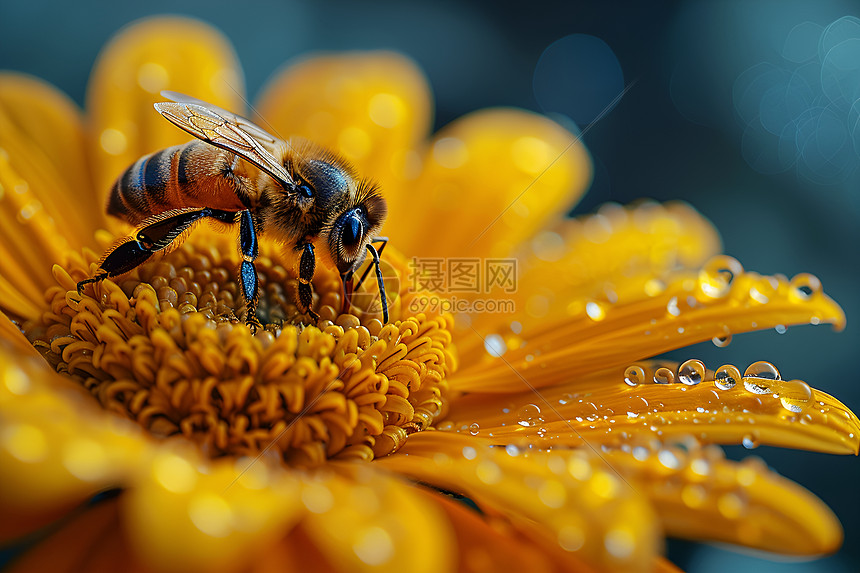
[25,231,456,467]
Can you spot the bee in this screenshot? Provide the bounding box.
[77,91,389,330]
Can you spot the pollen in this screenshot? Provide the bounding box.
[24,232,456,466]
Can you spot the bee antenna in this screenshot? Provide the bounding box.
[366,243,388,323]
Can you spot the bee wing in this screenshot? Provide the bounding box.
[159,91,279,146]
[154,95,295,190]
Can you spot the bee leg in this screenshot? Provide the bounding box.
[238,210,263,332]
[298,242,320,322]
[365,243,389,323]
[76,210,211,295]
[354,237,388,291]
[76,239,155,294]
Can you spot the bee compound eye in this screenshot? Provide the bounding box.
[342,216,363,248]
[298,184,314,198]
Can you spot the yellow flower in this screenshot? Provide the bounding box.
[0,15,857,573]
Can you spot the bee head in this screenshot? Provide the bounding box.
[329,180,387,275]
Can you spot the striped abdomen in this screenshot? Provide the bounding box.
[107,140,247,225]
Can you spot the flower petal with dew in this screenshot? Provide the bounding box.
[378,431,660,573]
[444,358,860,455]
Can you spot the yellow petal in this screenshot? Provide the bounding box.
[256,51,431,191]
[0,309,39,358]
[395,109,592,258]
[0,85,95,309]
[443,359,860,455]
[301,464,455,573]
[461,200,722,338]
[600,442,844,556]
[0,342,146,527]
[377,431,660,573]
[86,16,244,198]
[454,258,844,391]
[122,447,302,573]
[0,73,99,237]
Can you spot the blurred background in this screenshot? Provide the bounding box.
[1,0,858,570]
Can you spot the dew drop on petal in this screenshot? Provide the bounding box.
[654,367,675,384]
[484,334,506,357]
[623,365,645,387]
[790,273,822,301]
[666,296,681,316]
[678,359,705,386]
[468,422,481,436]
[462,446,477,460]
[658,449,681,469]
[714,364,740,390]
[712,333,733,347]
[742,434,759,449]
[744,361,781,380]
[516,404,543,427]
[698,255,743,298]
[778,379,813,413]
[604,527,635,560]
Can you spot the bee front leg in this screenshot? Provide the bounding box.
[238,210,263,332]
[298,242,320,322]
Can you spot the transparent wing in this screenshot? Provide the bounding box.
[154,93,294,189]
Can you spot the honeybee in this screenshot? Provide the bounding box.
[77,91,389,329]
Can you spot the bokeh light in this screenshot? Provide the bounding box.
[533,34,624,126]
[733,16,860,184]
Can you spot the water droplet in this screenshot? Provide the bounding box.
[678,359,705,386]
[462,446,477,460]
[484,334,506,357]
[604,528,635,560]
[658,449,681,469]
[699,255,743,298]
[742,434,759,449]
[666,297,681,316]
[516,404,543,427]
[712,333,733,347]
[468,422,480,436]
[505,444,520,456]
[586,301,606,321]
[653,367,675,384]
[778,379,813,413]
[744,361,781,380]
[623,365,645,387]
[715,365,741,390]
[790,273,822,301]
[632,446,649,461]
[775,324,787,334]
